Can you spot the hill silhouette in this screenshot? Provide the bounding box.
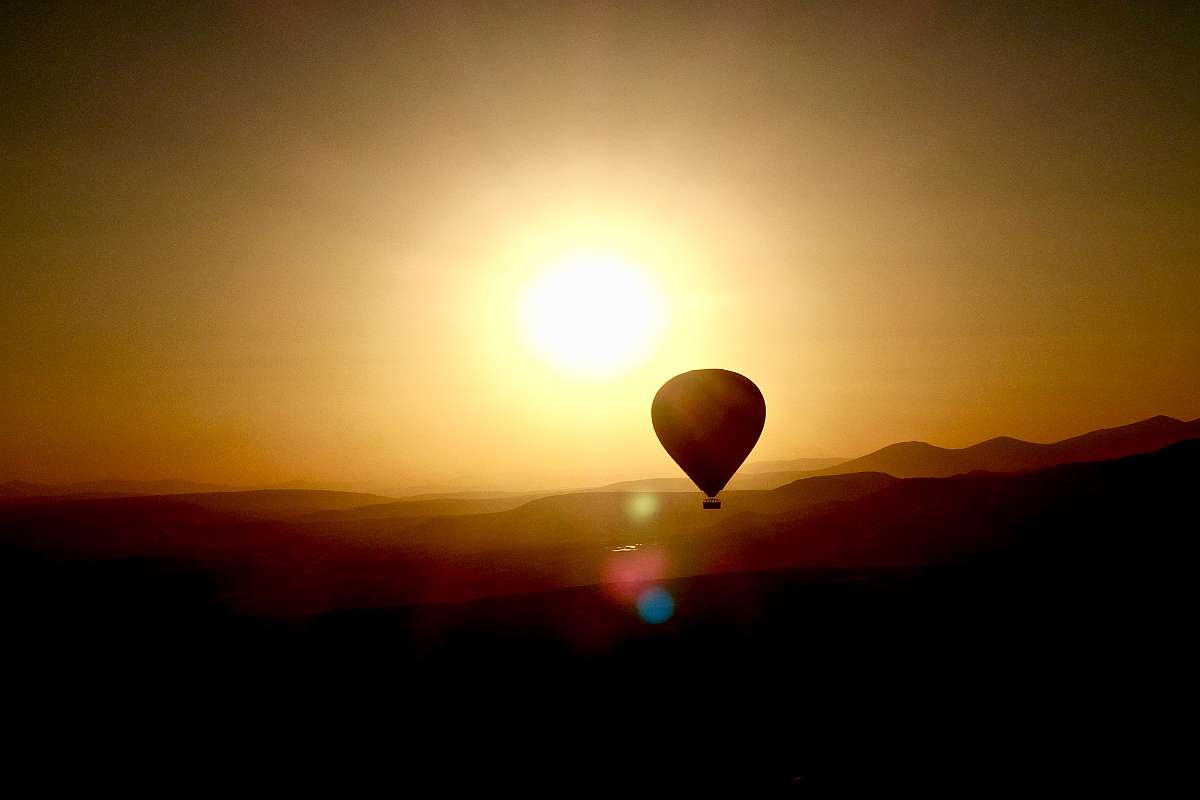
[4,440,1195,613]
[4,439,1192,790]
[6,415,1192,502]
[589,414,1200,491]
[806,414,1200,478]
[0,478,390,502]
[301,492,551,522]
[591,468,840,493]
[148,488,400,519]
[738,456,846,473]
[0,478,237,500]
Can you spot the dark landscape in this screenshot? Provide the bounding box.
[4,416,1195,791]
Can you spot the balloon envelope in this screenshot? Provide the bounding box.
[651,369,766,500]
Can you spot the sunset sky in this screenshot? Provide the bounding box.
[3,2,1197,489]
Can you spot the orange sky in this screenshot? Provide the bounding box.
[2,2,1197,489]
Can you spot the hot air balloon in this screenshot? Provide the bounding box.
[651,369,766,509]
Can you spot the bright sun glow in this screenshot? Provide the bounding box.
[520,251,666,378]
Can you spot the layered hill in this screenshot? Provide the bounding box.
[590,468,841,493]
[0,478,392,502]
[6,415,1194,501]
[0,478,236,500]
[592,415,1200,491]
[3,438,1195,614]
[808,414,1200,478]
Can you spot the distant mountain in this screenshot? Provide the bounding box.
[0,489,400,523]
[0,478,394,503]
[74,479,237,495]
[693,437,1199,581]
[595,415,1200,492]
[738,457,846,474]
[4,415,1192,504]
[0,481,56,498]
[591,469,836,493]
[588,477,696,493]
[258,480,370,493]
[391,490,541,502]
[806,415,1200,478]
[302,493,551,522]
[156,489,401,519]
[0,478,236,500]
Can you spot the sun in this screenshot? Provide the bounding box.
[519,251,666,378]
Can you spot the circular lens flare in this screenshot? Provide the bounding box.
[626,493,659,522]
[636,586,675,624]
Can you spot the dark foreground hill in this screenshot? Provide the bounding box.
[0,471,899,610]
[3,442,1195,791]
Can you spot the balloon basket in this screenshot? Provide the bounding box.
[702,497,721,510]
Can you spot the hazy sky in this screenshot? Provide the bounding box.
[3,1,1197,488]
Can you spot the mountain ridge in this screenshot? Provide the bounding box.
[804,415,1200,478]
[4,414,1196,500]
[1,439,1195,614]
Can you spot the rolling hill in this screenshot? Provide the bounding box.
[591,469,837,493]
[4,437,1195,614]
[4,440,1193,790]
[301,492,551,522]
[737,456,846,474]
[586,414,1200,491]
[0,478,237,499]
[807,414,1200,478]
[7,415,1193,503]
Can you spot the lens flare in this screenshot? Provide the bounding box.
[602,546,667,606]
[636,586,675,624]
[626,493,659,522]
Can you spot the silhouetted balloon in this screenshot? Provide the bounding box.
[651,369,766,508]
